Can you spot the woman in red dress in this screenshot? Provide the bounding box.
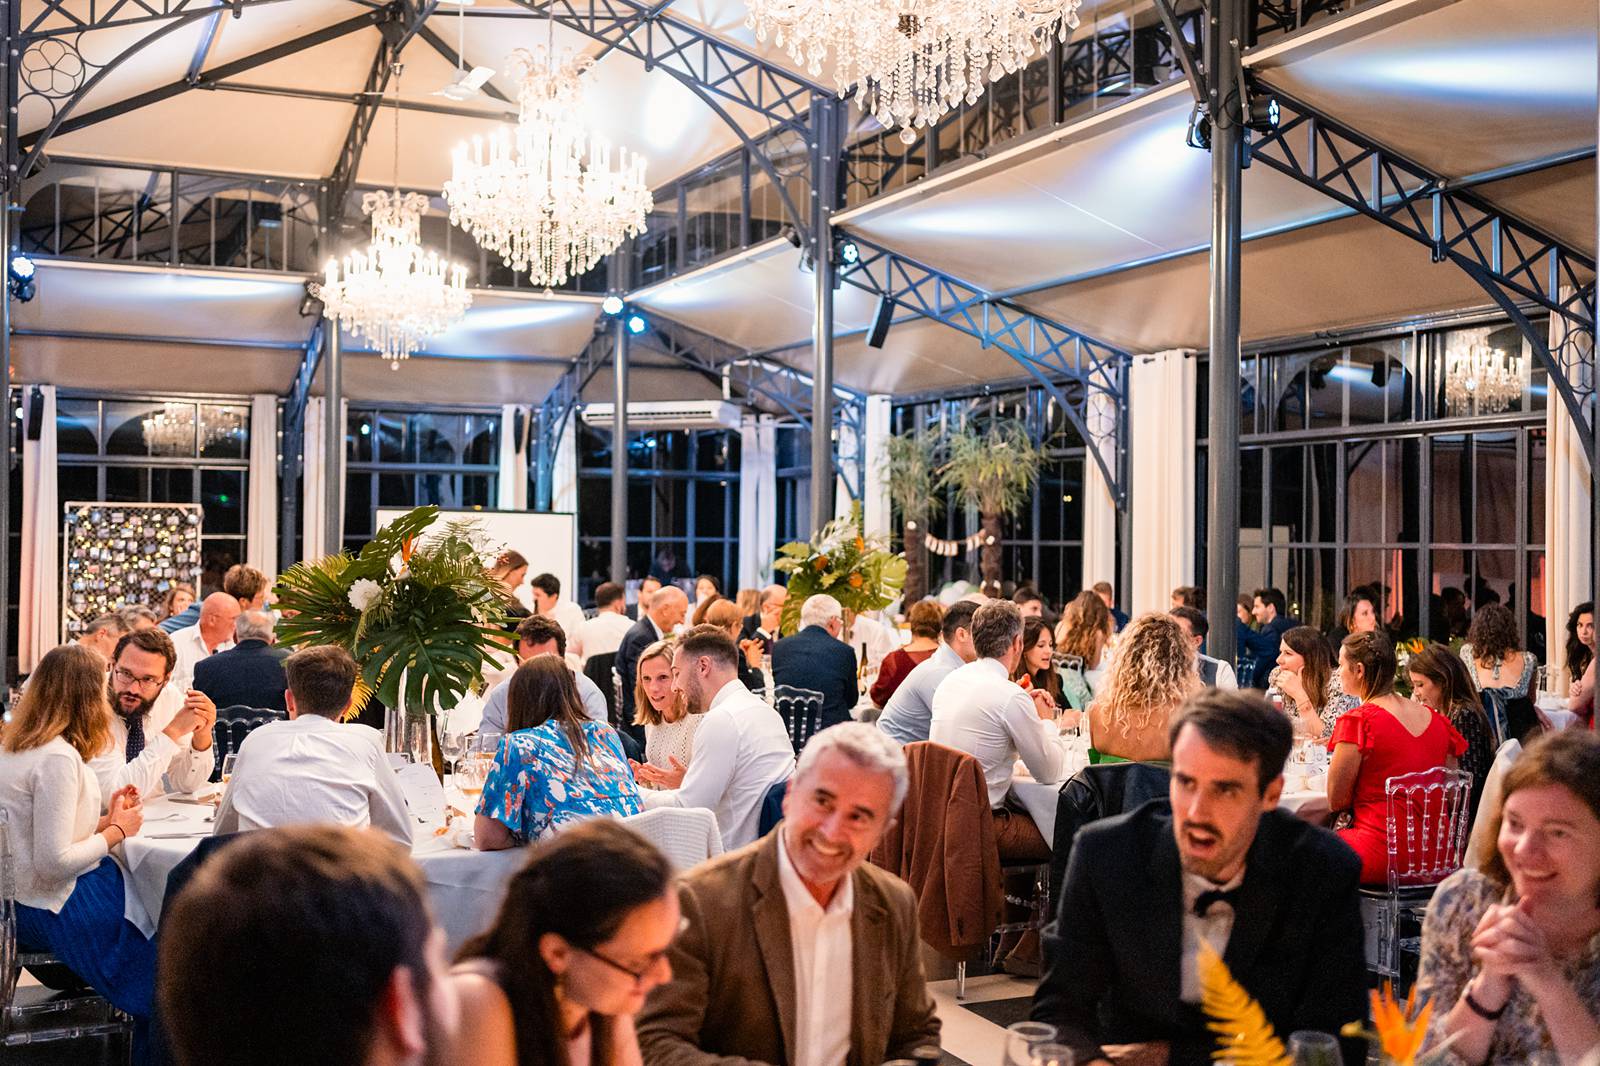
[869,599,943,707]
[1327,631,1466,884]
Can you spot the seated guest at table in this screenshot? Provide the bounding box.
[1462,602,1541,744]
[169,591,241,691]
[1014,586,1046,618]
[481,614,611,735]
[90,628,217,800]
[1013,616,1068,710]
[632,641,699,786]
[930,599,1073,862]
[771,594,859,729]
[1086,613,1200,765]
[738,584,786,658]
[0,645,155,1055]
[1170,606,1236,690]
[1171,585,1205,612]
[1267,625,1356,741]
[120,605,160,633]
[1407,642,1496,821]
[1033,689,1365,1066]
[452,820,678,1066]
[159,825,461,1066]
[1327,586,1383,648]
[872,599,943,707]
[877,599,979,746]
[75,612,130,664]
[191,609,289,714]
[572,581,636,666]
[618,585,691,732]
[158,582,195,624]
[735,586,760,618]
[1056,590,1115,698]
[1328,631,1466,885]
[488,550,531,623]
[702,598,764,693]
[160,563,268,633]
[1417,729,1600,1066]
[531,572,588,663]
[694,573,722,615]
[1093,580,1129,632]
[214,645,412,846]
[638,626,795,851]
[476,655,642,850]
[1564,600,1594,690]
[638,724,941,1066]
[1237,587,1295,690]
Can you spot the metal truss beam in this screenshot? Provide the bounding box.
[20,0,297,40]
[1249,84,1597,458]
[835,232,1130,508]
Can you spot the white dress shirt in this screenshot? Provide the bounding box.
[845,613,899,676]
[877,644,965,745]
[776,830,853,1066]
[928,657,1074,807]
[89,683,214,801]
[0,737,110,912]
[571,610,636,665]
[479,668,610,735]
[213,714,413,847]
[641,678,796,849]
[1180,868,1243,1003]
[169,622,233,691]
[544,599,590,667]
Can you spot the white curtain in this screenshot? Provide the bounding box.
[861,395,893,539]
[1544,305,1592,693]
[20,385,59,668]
[738,415,778,588]
[1081,388,1119,591]
[1129,349,1197,617]
[833,404,860,526]
[246,394,278,578]
[552,413,578,514]
[300,398,346,561]
[498,404,530,511]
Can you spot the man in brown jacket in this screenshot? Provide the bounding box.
[638,723,941,1066]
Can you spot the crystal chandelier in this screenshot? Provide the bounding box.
[142,403,245,456]
[314,66,472,369]
[1444,328,1525,416]
[443,43,651,287]
[746,0,1082,143]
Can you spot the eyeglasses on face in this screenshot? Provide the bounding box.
[112,666,166,690]
[575,916,688,986]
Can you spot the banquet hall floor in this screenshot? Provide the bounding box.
[930,973,1039,1066]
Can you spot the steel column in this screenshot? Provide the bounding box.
[1593,65,1599,635]
[809,96,840,534]
[322,321,343,555]
[1204,0,1246,663]
[610,317,629,584]
[0,183,11,684]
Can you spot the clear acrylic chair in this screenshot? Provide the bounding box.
[770,686,825,753]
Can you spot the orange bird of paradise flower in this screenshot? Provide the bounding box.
[1369,982,1432,1065]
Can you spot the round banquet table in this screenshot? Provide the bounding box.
[121,795,524,952]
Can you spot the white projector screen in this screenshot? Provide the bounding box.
[374,508,576,612]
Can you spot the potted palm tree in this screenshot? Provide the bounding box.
[940,419,1045,597]
[881,431,942,606]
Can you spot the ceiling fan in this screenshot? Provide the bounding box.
[432,0,496,102]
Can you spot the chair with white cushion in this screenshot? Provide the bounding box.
[622,808,724,873]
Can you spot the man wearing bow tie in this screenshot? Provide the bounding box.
[89,627,218,801]
[1031,690,1365,1066]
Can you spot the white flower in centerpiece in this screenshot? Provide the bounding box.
[348,578,384,612]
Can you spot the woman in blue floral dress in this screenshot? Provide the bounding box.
[474,655,642,849]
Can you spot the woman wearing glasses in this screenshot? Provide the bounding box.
[450,819,681,1066]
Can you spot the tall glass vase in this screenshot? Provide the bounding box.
[383,669,436,768]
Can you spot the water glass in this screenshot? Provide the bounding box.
[474,731,503,757]
[1003,1021,1058,1066]
[1286,1031,1341,1066]
[220,753,237,784]
[440,730,467,780]
[1028,1043,1074,1066]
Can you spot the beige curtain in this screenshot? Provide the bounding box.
[20,385,59,668]
[1544,304,1592,693]
[246,394,278,579]
[1129,350,1197,617]
[1081,388,1119,591]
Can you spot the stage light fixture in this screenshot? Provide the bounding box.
[1247,95,1280,133]
[7,254,35,303]
[779,224,802,250]
[866,294,894,349]
[1184,104,1211,151]
[626,313,648,335]
[838,240,860,266]
[9,254,35,281]
[601,295,625,316]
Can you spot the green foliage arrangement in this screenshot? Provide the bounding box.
[939,419,1045,596]
[273,506,513,720]
[773,502,907,636]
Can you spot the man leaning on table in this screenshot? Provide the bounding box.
[1031,689,1365,1066]
[89,627,217,801]
[214,644,413,847]
[637,723,940,1066]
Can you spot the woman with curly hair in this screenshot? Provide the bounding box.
[1085,612,1200,764]
[1462,603,1539,744]
[1564,601,1593,687]
[1055,590,1115,697]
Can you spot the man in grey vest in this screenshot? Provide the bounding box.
[1172,606,1238,690]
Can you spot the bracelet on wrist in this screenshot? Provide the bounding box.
[1463,980,1508,1021]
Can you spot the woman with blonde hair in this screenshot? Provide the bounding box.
[1056,590,1115,696]
[0,644,152,1052]
[630,641,699,788]
[1086,612,1200,764]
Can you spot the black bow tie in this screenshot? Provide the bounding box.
[1193,886,1242,918]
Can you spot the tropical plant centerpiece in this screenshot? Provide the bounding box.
[940,419,1045,597]
[773,502,907,636]
[273,506,513,733]
[881,432,942,606]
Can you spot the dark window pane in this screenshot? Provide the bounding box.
[464,416,498,466]
[377,413,405,463]
[461,475,495,509]
[1432,435,1471,544]
[108,400,190,457]
[59,465,98,506]
[345,473,374,537]
[1307,353,1342,429]
[150,467,194,503]
[348,411,375,462]
[694,481,728,540]
[1473,432,1518,545]
[57,399,100,454]
[199,404,248,460]
[1268,446,1305,536]
[1528,429,1546,545]
[200,470,244,535]
[104,466,146,501]
[695,432,733,472]
[1240,448,1263,536]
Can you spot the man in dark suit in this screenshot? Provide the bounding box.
[191,610,290,713]
[770,593,859,729]
[738,584,786,654]
[1032,689,1365,1066]
[615,584,688,738]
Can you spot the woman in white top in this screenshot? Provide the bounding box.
[630,641,698,789]
[0,644,152,1045]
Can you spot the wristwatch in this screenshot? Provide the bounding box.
[1463,978,1508,1021]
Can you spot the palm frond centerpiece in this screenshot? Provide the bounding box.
[772,502,906,636]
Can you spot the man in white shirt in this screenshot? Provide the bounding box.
[637,724,940,1066]
[639,625,795,850]
[877,599,980,745]
[169,592,241,691]
[929,598,1072,862]
[90,628,217,800]
[214,645,413,846]
[1171,606,1239,690]
[570,581,635,665]
[479,614,611,735]
[529,572,587,666]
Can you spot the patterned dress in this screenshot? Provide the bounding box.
[1419,868,1600,1065]
[1460,645,1539,745]
[1267,665,1361,737]
[477,720,642,843]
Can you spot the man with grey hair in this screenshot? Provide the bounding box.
[74,612,129,663]
[192,609,290,713]
[771,593,859,729]
[639,722,939,1066]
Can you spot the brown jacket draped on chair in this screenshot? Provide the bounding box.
[637,829,941,1066]
[868,741,1005,960]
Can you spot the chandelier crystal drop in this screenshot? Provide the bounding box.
[444,47,651,287]
[1444,328,1525,416]
[745,0,1082,143]
[313,190,473,369]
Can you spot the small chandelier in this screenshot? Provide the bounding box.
[745,0,1081,144]
[142,403,245,455]
[443,43,650,287]
[313,66,472,369]
[1444,328,1524,416]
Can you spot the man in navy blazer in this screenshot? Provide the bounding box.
[770,593,859,729]
[191,610,290,713]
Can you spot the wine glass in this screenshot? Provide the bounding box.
[440,730,467,784]
[1286,1031,1340,1066]
[1028,1043,1074,1066]
[220,753,237,785]
[1003,1022,1057,1066]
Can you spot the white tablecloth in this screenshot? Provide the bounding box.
[122,797,524,952]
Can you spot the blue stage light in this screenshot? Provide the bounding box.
[626,314,648,335]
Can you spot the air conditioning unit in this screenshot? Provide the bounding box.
[581,400,742,431]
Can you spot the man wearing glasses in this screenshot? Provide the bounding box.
[89,627,217,800]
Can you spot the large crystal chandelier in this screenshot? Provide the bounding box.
[313,66,472,369]
[142,403,245,456]
[443,43,651,287]
[746,0,1082,143]
[1444,328,1525,416]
